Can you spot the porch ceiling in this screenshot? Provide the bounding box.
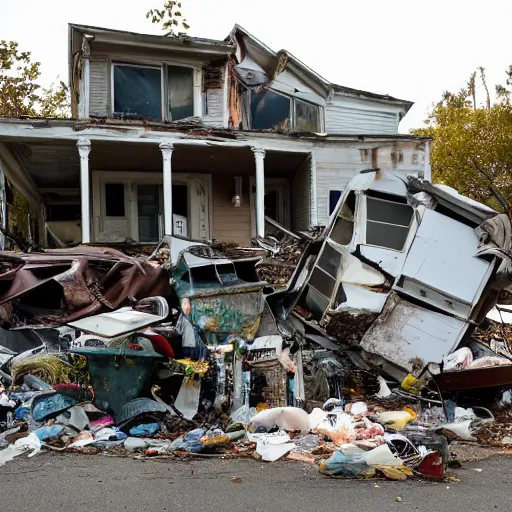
[89,141,308,177]
[6,141,79,188]
[4,139,309,191]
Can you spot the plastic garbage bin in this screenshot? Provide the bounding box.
[71,347,164,417]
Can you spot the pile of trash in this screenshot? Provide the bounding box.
[4,171,512,481]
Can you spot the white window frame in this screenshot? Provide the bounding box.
[111,61,201,121]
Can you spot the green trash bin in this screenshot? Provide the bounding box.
[71,346,165,417]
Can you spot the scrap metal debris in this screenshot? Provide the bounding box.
[3,171,512,483]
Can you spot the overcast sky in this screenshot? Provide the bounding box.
[2,0,511,132]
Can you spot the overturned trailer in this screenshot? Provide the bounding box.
[272,170,508,383]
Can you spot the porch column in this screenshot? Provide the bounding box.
[252,147,266,238]
[159,140,174,236]
[423,140,432,182]
[309,152,318,226]
[77,138,91,243]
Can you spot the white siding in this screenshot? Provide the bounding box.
[313,141,425,226]
[89,56,110,117]
[291,157,310,231]
[325,94,402,134]
[315,146,369,226]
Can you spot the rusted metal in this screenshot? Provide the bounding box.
[434,365,512,392]
[0,246,172,328]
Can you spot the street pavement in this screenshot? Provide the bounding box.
[0,452,510,512]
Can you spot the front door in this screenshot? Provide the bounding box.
[137,185,161,242]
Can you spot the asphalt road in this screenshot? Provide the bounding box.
[0,452,510,512]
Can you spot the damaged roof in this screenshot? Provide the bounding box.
[330,84,414,112]
[69,22,413,110]
[69,23,235,52]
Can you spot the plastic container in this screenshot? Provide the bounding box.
[71,346,164,416]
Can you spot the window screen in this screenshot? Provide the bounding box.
[366,197,413,251]
[295,99,320,132]
[113,65,162,119]
[168,66,194,120]
[251,89,291,130]
[105,184,125,217]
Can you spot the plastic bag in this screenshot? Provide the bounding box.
[174,378,201,420]
[171,428,205,453]
[292,434,319,454]
[400,374,424,395]
[230,405,257,426]
[200,428,230,447]
[249,407,310,432]
[124,437,147,451]
[129,423,161,437]
[33,425,64,441]
[319,450,374,478]
[255,432,295,462]
[376,411,413,431]
[443,347,473,370]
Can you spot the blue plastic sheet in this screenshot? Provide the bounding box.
[129,423,161,437]
[33,425,64,441]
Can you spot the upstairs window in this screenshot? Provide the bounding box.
[168,66,194,120]
[113,63,195,121]
[248,87,320,132]
[113,65,162,119]
[251,89,291,131]
[295,98,320,132]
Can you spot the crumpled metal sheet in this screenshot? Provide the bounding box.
[0,246,172,328]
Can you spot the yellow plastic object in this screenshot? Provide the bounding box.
[376,411,413,431]
[400,373,424,395]
[200,434,230,446]
[256,402,269,412]
[402,406,417,420]
[175,359,209,377]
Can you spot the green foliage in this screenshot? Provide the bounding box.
[0,40,70,118]
[413,68,512,212]
[146,1,190,35]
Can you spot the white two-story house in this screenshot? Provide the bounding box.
[0,23,430,249]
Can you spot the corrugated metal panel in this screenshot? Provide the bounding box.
[89,57,110,117]
[291,158,310,231]
[325,105,398,134]
[212,174,251,246]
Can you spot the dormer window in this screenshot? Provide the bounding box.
[295,98,320,133]
[250,89,291,131]
[113,64,162,119]
[248,87,320,133]
[112,63,195,121]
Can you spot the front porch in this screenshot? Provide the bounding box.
[0,133,314,248]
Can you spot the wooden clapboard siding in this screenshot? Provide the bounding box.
[212,175,251,246]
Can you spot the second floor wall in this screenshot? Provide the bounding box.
[71,24,412,135]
